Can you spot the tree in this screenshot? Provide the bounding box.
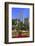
[12,19,17,25]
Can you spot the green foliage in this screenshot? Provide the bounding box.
[12,19,17,25]
[24,25,29,30]
[19,22,23,27]
[16,25,19,30]
[12,19,29,30]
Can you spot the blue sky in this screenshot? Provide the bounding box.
[12,8,29,21]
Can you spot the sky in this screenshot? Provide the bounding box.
[12,8,29,21]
